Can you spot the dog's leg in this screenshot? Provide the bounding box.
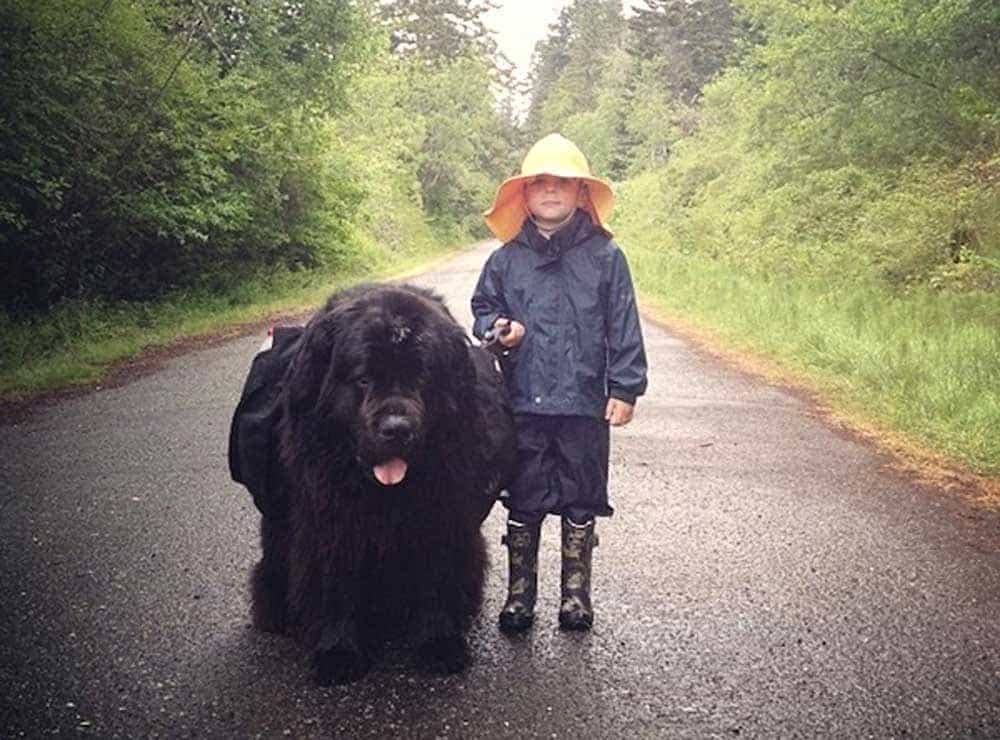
[285,512,372,685]
[314,616,369,685]
[412,548,471,675]
[251,516,290,634]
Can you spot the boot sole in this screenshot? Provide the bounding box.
[558,614,593,631]
[498,613,534,633]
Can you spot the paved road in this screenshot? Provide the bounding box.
[2,244,999,738]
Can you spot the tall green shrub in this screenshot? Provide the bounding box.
[0,0,365,313]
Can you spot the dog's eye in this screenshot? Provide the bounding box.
[355,376,372,389]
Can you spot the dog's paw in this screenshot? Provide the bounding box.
[314,647,369,685]
[417,635,468,675]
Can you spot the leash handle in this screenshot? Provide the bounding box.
[482,319,513,356]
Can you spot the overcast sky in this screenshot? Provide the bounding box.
[484,0,569,83]
[484,0,637,114]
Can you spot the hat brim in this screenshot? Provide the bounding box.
[483,174,615,243]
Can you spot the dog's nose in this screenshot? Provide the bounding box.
[377,415,413,443]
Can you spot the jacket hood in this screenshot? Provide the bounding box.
[512,209,602,261]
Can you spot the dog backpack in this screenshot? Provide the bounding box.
[228,325,304,519]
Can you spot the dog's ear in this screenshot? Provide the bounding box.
[286,310,340,415]
[438,327,477,417]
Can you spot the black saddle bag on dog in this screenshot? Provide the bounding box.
[228,326,303,519]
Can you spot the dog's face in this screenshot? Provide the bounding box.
[287,286,475,487]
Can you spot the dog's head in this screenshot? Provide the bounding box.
[285,284,476,487]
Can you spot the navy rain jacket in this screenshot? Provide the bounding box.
[471,209,648,419]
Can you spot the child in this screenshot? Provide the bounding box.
[471,133,648,632]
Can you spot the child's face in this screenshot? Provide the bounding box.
[523,175,583,229]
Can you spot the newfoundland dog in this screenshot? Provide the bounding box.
[229,283,516,685]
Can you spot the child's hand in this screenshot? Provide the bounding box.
[605,398,634,426]
[494,318,525,348]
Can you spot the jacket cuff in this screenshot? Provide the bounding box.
[473,312,502,340]
[609,388,637,405]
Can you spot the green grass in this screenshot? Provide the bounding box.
[0,234,466,401]
[623,242,1000,477]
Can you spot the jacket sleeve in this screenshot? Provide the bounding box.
[470,249,509,340]
[605,246,648,405]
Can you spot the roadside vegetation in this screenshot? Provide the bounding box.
[2,0,998,477]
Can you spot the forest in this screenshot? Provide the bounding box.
[1,0,998,475]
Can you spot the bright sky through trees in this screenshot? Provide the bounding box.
[485,0,641,113]
[484,0,568,80]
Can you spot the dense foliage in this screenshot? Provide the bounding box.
[0,0,517,314]
[523,0,999,292]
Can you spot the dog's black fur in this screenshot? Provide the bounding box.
[248,283,515,685]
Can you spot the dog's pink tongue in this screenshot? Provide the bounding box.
[373,458,408,486]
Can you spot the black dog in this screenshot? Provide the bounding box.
[229,283,515,685]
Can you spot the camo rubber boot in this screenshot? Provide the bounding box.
[499,519,541,633]
[559,517,597,631]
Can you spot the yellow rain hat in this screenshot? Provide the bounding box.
[483,133,615,242]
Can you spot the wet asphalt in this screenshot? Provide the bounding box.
[1,243,999,738]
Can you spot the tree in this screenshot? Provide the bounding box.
[616,0,1000,289]
[379,0,510,73]
[0,0,367,311]
[402,54,520,235]
[376,0,519,232]
[523,0,626,141]
[147,0,366,109]
[627,0,750,104]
